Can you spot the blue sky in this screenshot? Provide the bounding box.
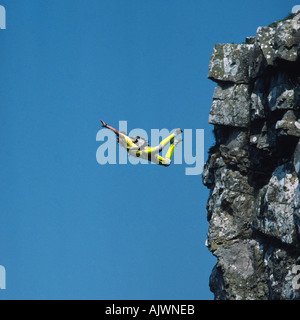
[0,0,297,300]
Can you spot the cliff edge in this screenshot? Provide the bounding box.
[203,13,300,300]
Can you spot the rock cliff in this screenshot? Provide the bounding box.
[203,13,300,300]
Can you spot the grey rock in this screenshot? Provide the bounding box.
[204,15,300,300]
[208,43,253,84]
[267,73,295,111]
[253,14,300,67]
[248,42,267,80]
[294,141,300,175]
[274,16,300,62]
[250,78,267,120]
[210,239,268,300]
[255,26,277,66]
[264,246,300,299]
[276,110,300,137]
[294,184,300,237]
[252,163,299,245]
[209,83,250,127]
[276,120,300,137]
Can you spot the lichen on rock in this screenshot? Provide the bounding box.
[203,12,300,300]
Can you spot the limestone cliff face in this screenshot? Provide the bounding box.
[203,13,300,300]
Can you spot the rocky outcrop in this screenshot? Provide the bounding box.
[203,13,300,300]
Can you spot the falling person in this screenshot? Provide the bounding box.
[100,120,182,166]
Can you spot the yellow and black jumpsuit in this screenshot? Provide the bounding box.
[118,133,178,166]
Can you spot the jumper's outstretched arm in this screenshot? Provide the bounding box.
[100,120,121,137]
